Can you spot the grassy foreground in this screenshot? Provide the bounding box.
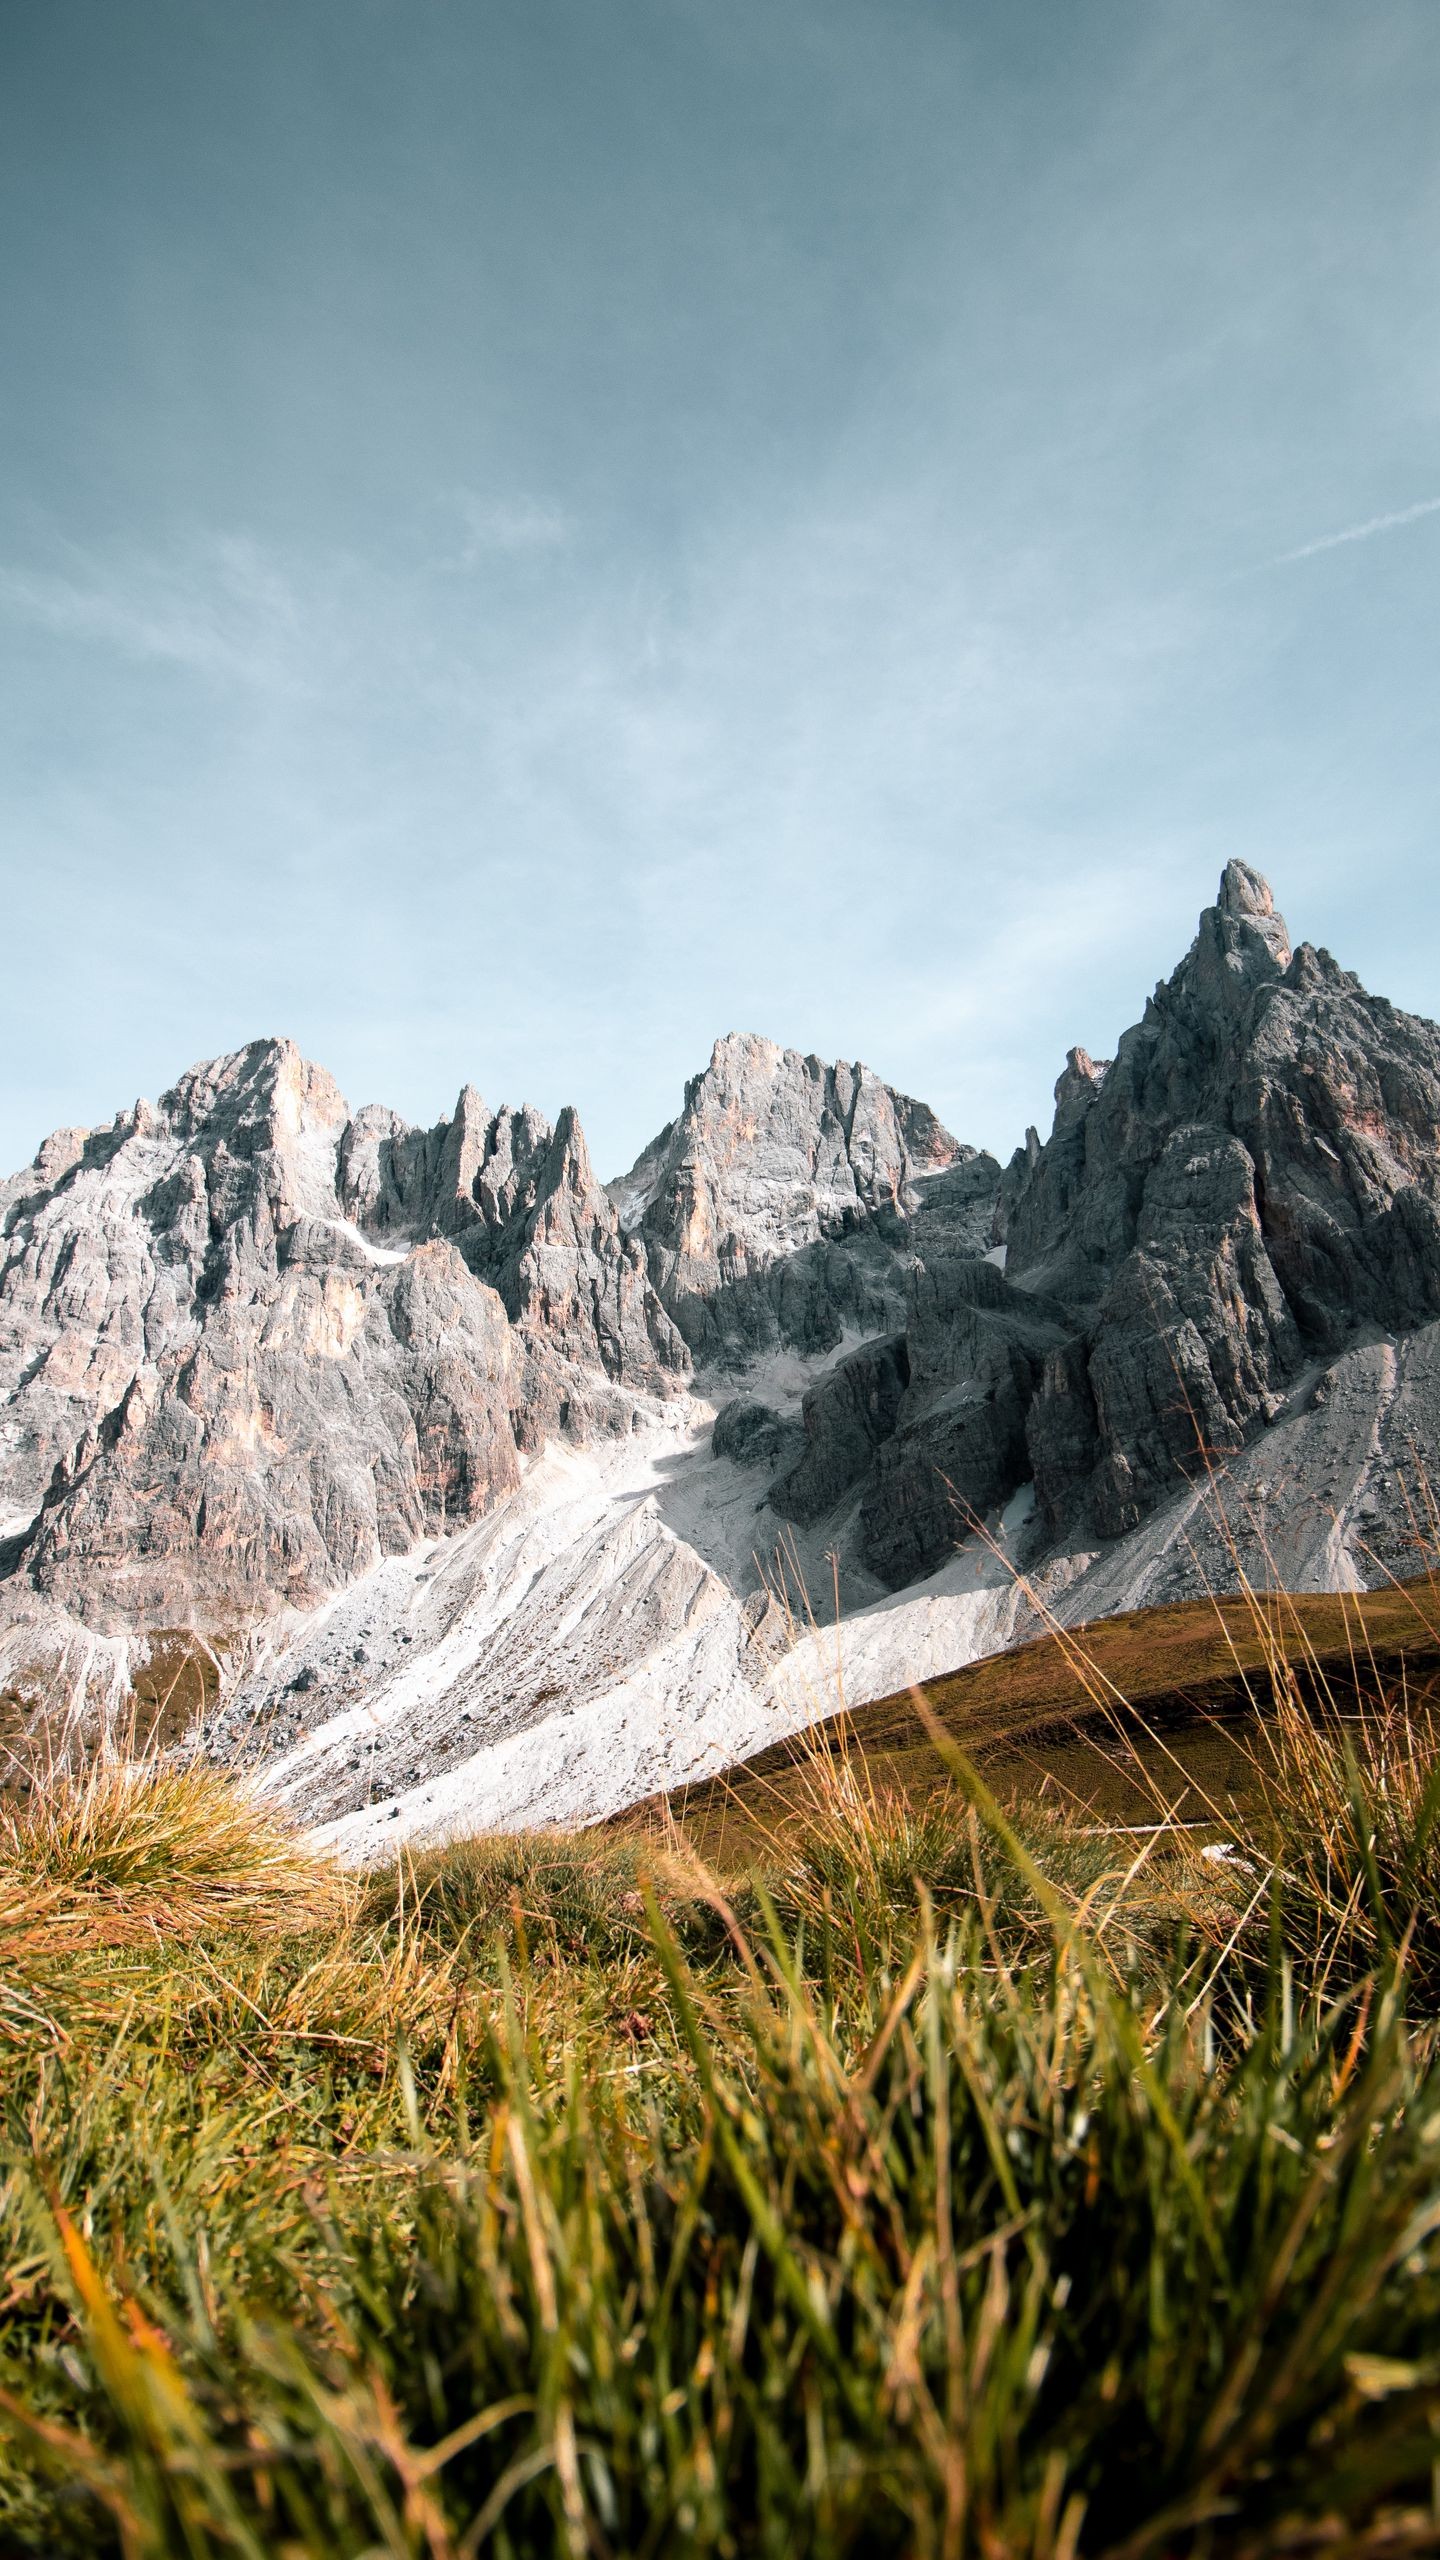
[4,1681,1440,2553]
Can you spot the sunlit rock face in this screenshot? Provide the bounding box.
[0,1038,682,1633]
[339,1087,687,1403]
[609,1029,994,1365]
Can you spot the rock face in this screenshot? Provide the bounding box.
[711,1396,798,1473]
[340,1090,685,1409]
[856,1261,1076,1586]
[780,860,1440,1586]
[0,1040,683,1635]
[1000,861,1440,1539]
[609,1032,991,1364]
[769,1335,912,1528]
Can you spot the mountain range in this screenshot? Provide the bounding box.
[3,860,1438,1848]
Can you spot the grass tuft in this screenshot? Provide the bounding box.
[0,1756,341,1948]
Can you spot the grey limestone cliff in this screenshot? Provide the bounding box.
[771,863,1440,1588]
[0,1038,683,1637]
[1004,861,1440,1538]
[610,1030,995,1365]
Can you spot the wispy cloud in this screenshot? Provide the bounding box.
[0,535,312,690]
[1266,495,1440,568]
[456,493,572,562]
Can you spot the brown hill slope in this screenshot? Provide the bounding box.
[653,1572,1440,1861]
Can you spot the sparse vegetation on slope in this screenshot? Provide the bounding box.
[665,1570,1440,1862]
[4,1617,1440,2555]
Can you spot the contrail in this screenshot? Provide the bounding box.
[1268,494,1440,567]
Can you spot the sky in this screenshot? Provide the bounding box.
[2,0,1438,1180]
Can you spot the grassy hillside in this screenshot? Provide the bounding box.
[3,1590,1440,2554]
[660,1572,1440,1863]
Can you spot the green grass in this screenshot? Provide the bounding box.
[4,1686,1440,2554]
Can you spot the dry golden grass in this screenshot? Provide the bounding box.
[7,1530,1440,2554]
[4,1708,1440,2558]
[0,1756,342,1949]
[656,1568,1440,1863]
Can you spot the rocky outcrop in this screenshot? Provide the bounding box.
[858,1260,1075,1584]
[996,861,1440,1537]
[711,1397,797,1472]
[610,1031,990,1364]
[24,1235,522,1632]
[728,863,1440,1588]
[0,1040,355,1560]
[0,1039,683,1636]
[769,1335,912,1528]
[1077,1128,1300,1537]
[831,862,1440,1575]
[999,862,1440,1318]
[341,1089,686,1401]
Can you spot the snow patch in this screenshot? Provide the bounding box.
[319,1217,412,1267]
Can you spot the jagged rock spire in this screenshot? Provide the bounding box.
[1216,859,1292,970]
[987,864,1440,1547]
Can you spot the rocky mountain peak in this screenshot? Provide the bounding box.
[0,1032,695,1637]
[703,1028,785,1089]
[608,1031,976,1360]
[162,1033,346,1142]
[980,863,1440,1550]
[1219,857,1282,925]
[1120,867,1295,1052]
[158,1036,353,1232]
[1211,859,1293,976]
[635,1031,961,1198]
[1054,1046,1110,1111]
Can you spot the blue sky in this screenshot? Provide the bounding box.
[2,0,1438,1177]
